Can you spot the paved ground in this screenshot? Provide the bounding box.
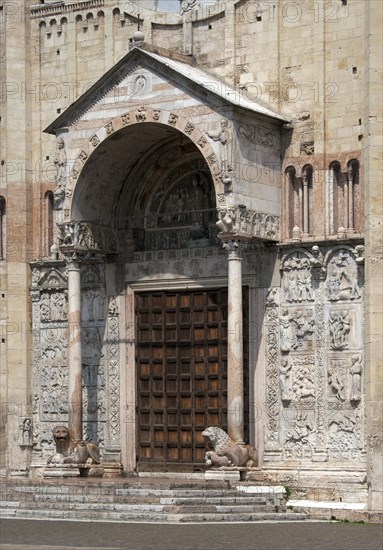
[0,519,382,550]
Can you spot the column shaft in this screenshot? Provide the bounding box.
[67,260,82,442]
[226,241,244,444]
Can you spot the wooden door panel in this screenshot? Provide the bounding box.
[136,288,248,471]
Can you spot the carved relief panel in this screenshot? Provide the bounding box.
[30,260,121,459]
[265,245,365,464]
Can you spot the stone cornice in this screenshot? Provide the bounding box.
[31,1,104,19]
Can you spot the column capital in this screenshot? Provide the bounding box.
[222,239,243,259]
[64,252,81,272]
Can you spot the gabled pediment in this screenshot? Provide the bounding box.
[44,45,289,135]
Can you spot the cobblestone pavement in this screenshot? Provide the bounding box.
[0,519,382,550]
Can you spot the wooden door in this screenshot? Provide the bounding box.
[135,288,248,471]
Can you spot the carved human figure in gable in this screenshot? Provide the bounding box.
[207,119,232,174]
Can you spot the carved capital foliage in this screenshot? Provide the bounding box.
[216,207,280,242]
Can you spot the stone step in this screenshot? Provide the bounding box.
[159,496,269,505]
[8,500,279,514]
[3,490,274,505]
[0,506,307,523]
[162,504,278,514]
[2,487,279,504]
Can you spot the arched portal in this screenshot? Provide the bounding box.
[60,121,247,473]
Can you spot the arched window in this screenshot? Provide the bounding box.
[0,196,6,260]
[44,191,54,256]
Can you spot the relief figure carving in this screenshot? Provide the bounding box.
[293,365,315,399]
[328,366,346,401]
[53,137,67,209]
[329,310,351,350]
[327,251,360,301]
[285,412,313,446]
[279,358,293,401]
[350,353,362,401]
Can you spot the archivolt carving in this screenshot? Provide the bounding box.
[64,111,220,217]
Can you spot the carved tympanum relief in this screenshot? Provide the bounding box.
[265,245,365,463]
[131,161,218,252]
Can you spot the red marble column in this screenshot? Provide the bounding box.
[67,256,82,442]
[225,240,245,444]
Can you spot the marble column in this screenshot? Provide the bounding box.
[302,172,309,235]
[224,239,245,444]
[347,165,354,232]
[67,256,82,442]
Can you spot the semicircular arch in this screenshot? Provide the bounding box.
[64,110,223,223]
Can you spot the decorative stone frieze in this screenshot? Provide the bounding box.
[58,222,118,255]
[216,207,280,242]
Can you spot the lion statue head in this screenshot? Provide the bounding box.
[52,425,70,455]
[202,426,230,450]
[202,426,258,468]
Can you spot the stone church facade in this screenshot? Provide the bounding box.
[0,0,381,511]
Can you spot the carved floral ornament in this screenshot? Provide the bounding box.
[63,110,224,218]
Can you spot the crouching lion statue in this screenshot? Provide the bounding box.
[47,425,102,473]
[202,426,258,468]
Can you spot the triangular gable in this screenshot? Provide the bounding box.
[44,45,289,134]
